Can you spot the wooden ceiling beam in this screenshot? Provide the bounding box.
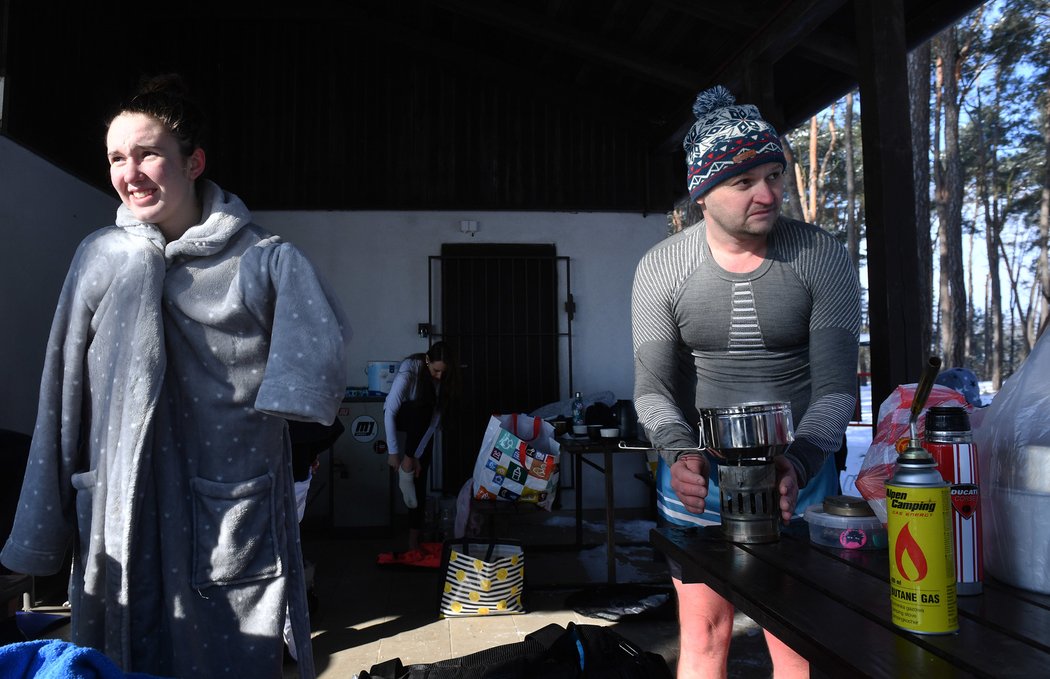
[903,0,988,49]
[650,0,779,31]
[424,0,701,93]
[340,5,660,127]
[656,0,849,151]
[790,31,858,76]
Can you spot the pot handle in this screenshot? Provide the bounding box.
[617,441,707,454]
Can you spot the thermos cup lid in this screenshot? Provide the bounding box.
[925,405,971,433]
[823,494,876,517]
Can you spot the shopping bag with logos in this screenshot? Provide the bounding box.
[438,538,526,617]
[471,413,561,510]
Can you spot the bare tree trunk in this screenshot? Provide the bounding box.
[987,90,1005,385]
[999,236,1033,354]
[909,42,933,358]
[788,112,840,228]
[1038,91,1050,341]
[781,135,805,221]
[966,226,974,362]
[808,116,819,223]
[973,101,1004,388]
[1026,280,1039,346]
[932,44,944,351]
[845,92,859,270]
[815,107,838,228]
[984,275,992,372]
[984,198,1005,388]
[933,29,967,367]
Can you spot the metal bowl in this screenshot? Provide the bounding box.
[698,401,794,460]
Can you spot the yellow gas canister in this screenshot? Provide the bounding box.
[886,443,958,634]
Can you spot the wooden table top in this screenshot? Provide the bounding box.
[651,521,1050,678]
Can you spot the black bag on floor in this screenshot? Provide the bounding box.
[567,623,673,678]
[356,621,671,679]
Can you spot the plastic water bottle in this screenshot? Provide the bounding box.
[572,391,585,426]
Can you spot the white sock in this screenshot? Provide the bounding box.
[399,466,418,509]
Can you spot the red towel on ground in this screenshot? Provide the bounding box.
[376,542,442,569]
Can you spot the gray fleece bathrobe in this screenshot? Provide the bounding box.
[1,182,348,679]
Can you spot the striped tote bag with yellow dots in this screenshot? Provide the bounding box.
[438,538,526,617]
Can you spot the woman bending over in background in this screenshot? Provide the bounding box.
[384,341,459,552]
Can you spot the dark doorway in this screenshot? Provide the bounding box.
[431,244,570,492]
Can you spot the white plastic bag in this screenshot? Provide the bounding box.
[973,331,1050,594]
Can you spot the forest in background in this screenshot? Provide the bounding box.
[686,0,1048,389]
[2,4,1038,395]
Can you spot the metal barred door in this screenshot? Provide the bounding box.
[430,244,573,493]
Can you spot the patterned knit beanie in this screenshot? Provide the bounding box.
[684,85,786,200]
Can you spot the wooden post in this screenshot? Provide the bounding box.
[854,0,925,424]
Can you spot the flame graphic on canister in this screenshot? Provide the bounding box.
[894,523,928,581]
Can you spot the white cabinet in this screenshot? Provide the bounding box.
[305,397,393,533]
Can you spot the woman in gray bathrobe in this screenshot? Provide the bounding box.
[0,75,348,678]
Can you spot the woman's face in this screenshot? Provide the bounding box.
[106,112,205,240]
[428,360,447,381]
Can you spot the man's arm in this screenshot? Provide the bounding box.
[631,246,700,466]
[784,230,862,487]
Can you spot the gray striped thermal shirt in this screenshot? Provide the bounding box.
[631,217,861,487]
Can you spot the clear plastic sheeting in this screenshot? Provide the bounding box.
[973,331,1050,595]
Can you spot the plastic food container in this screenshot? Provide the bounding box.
[804,495,887,550]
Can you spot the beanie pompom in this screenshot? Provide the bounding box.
[693,85,736,119]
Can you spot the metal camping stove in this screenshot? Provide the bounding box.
[620,401,794,544]
[699,402,794,543]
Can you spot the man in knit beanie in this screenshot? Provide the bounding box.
[632,86,861,678]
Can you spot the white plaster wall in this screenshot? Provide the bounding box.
[256,210,663,399]
[256,209,668,509]
[0,134,670,510]
[0,136,115,434]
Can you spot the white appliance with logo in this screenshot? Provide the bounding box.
[313,396,393,533]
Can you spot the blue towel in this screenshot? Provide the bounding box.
[0,639,167,678]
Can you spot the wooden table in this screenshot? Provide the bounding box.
[557,436,651,584]
[650,521,1050,677]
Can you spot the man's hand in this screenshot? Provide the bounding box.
[670,453,710,514]
[773,456,800,524]
[387,454,402,469]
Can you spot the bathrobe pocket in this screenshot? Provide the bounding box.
[70,469,98,566]
[190,473,281,588]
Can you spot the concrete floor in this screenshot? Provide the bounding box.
[16,505,773,678]
[290,506,773,679]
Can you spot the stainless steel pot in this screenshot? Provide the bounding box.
[698,401,794,460]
